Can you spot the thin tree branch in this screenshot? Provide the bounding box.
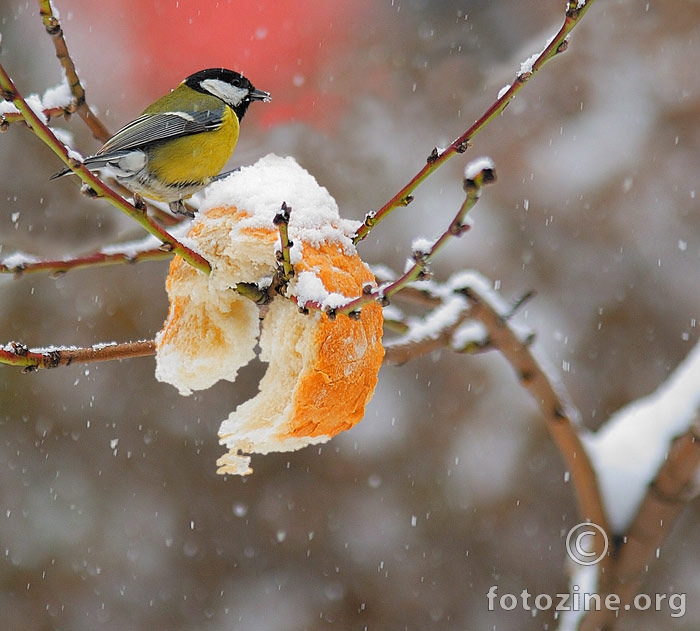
[353,0,597,243]
[0,340,156,371]
[38,0,111,142]
[465,284,611,563]
[274,201,295,282]
[382,309,489,365]
[379,164,494,299]
[320,160,495,318]
[379,272,611,570]
[0,105,73,129]
[0,246,173,276]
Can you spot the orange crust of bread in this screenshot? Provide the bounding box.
[157,191,384,474]
[288,241,383,437]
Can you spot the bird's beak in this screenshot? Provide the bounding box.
[250,88,271,102]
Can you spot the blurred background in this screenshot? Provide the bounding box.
[1,0,699,629]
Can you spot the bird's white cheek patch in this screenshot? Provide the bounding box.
[200,79,249,107]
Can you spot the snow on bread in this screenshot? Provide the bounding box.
[156,155,384,475]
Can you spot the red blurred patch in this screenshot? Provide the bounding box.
[74,0,371,130]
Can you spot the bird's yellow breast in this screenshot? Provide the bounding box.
[147,106,240,186]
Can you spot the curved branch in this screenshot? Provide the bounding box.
[376,271,611,564]
[465,284,612,560]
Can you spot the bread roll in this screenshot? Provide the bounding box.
[156,155,384,474]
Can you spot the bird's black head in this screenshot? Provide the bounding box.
[184,68,270,120]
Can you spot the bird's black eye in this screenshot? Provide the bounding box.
[232,78,241,87]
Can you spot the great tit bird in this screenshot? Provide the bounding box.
[52,68,270,215]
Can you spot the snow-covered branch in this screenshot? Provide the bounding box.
[0,340,156,371]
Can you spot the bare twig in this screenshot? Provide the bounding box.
[0,340,156,371]
[353,0,597,243]
[0,105,74,129]
[273,201,295,282]
[0,246,173,276]
[383,308,488,364]
[38,0,111,142]
[380,162,495,302]
[326,159,496,318]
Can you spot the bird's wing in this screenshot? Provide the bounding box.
[96,110,224,155]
